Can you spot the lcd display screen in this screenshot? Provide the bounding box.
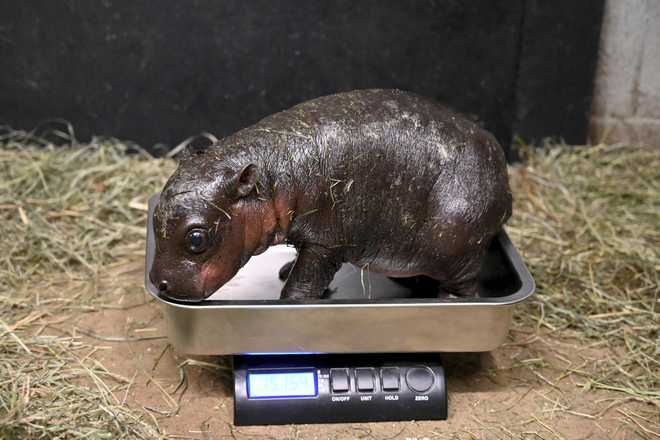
[247,371,317,398]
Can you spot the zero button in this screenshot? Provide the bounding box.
[406,367,435,393]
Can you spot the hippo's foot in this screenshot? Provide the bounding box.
[437,278,479,299]
[281,287,320,300]
[320,287,337,299]
[281,285,336,299]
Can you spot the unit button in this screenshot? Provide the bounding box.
[380,367,400,391]
[330,369,350,393]
[406,367,435,393]
[355,368,375,392]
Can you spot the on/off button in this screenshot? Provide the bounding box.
[330,369,350,393]
[406,367,435,393]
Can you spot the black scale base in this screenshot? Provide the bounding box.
[233,353,447,426]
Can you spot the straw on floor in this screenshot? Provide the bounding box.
[0,130,658,438]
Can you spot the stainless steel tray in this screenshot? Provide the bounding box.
[144,194,534,354]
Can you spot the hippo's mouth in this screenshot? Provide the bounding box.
[161,293,206,304]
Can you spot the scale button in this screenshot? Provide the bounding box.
[380,367,400,391]
[330,369,350,393]
[406,367,435,393]
[356,368,375,392]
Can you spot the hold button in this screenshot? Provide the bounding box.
[381,367,400,391]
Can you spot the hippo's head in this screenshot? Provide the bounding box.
[149,154,275,302]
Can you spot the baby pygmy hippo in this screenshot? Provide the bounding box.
[150,89,512,301]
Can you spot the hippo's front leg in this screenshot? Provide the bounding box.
[281,245,342,299]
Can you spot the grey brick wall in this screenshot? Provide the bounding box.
[591,0,660,147]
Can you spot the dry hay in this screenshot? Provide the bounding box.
[504,143,659,439]
[1,131,174,439]
[0,128,658,438]
[508,144,659,404]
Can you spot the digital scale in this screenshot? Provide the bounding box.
[144,194,534,425]
[233,354,446,425]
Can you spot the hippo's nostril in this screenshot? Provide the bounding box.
[158,281,169,293]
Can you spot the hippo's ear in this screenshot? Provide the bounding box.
[228,163,258,198]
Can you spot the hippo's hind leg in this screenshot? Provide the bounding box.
[432,247,486,298]
[419,187,491,298]
[417,214,488,298]
[281,245,342,299]
[435,259,480,298]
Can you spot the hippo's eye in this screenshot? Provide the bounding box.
[186,228,209,254]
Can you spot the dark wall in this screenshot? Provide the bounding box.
[0,0,603,156]
[514,0,605,145]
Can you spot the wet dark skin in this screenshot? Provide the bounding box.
[149,89,512,301]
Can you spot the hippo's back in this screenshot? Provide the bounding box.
[259,89,461,136]
[241,90,511,258]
